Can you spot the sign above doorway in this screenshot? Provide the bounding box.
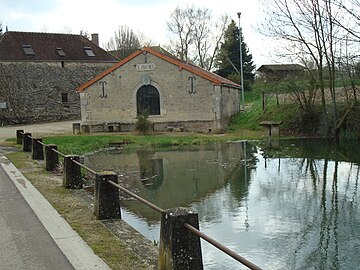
[136,63,156,71]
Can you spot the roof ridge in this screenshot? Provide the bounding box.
[5,30,83,36]
[0,31,117,62]
[143,47,239,87]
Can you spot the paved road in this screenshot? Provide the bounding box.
[0,164,75,270]
[0,120,76,142]
[0,120,111,270]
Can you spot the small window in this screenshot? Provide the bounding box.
[61,61,65,68]
[61,93,69,103]
[56,48,66,56]
[84,47,95,57]
[22,45,35,55]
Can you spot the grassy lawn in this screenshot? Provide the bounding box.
[41,131,266,155]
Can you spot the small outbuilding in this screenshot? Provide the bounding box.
[257,64,305,81]
[77,47,241,133]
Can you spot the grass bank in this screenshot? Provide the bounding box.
[42,131,265,155]
[226,91,300,135]
[5,150,153,270]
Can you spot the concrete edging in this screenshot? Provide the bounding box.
[0,156,110,270]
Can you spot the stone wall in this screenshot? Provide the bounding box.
[0,61,115,125]
[219,85,240,130]
[80,52,240,132]
[80,120,215,134]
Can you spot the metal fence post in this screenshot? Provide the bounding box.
[158,207,203,270]
[63,155,82,189]
[94,171,121,220]
[31,138,44,160]
[22,133,32,152]
[44,144,59,171]
[16,130,24,145]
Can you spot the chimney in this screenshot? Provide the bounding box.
[91,33,99,46]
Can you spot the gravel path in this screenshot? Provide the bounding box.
[0,120,77,142]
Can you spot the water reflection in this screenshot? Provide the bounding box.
[84,140,360,269]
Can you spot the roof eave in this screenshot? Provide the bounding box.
[77,50,143,92]
[143,47,229,85]
[219,83,241,89]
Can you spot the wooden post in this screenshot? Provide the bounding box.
[44,144,59,171]
[158,207,203,270]
[94,171,121,220]
[262,91,265,113]
[16,130,24,145]
[63,155,82,189]
[31,138,44,160]
[22,133,32,152]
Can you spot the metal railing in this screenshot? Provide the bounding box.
[52,147,66,158]
[71,158,97,175]
[107,180,164,214]
[184,223,262,270]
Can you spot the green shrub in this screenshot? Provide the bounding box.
[135,114,152,134]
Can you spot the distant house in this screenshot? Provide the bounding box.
[77,47,240,133]
[0,31,117,124]
[257,64,305,81]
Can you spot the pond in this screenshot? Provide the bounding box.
[84,139,360,269]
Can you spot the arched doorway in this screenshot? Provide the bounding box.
[136,85,160,115]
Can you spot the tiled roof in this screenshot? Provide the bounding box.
[0,31,118,62]
[257,64,305,72]
[77,47,240,92]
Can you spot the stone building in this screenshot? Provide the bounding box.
[77,47,240,133]
[0,31,117,124]
[257,64,305,81]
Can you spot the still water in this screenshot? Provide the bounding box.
[84,139,360,269]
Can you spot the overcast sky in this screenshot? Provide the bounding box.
[0,0,278,67]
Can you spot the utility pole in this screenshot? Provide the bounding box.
[238,12,245,111]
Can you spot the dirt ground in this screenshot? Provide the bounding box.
[0,120,77,142]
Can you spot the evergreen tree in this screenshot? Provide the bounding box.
[215,20,255,90]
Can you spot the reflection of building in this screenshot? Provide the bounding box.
[137,150,164,188]
[77,47,240,133]
[84,143,255,220]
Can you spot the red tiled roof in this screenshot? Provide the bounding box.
[0,31,117,62]
[77,47,240,92]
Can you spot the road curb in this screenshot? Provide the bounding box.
[0,156,111,270]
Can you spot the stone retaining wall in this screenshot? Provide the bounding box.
[80,120,217,134]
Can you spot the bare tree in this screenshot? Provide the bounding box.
[104,25,156,60]
[105,25,141,51]
[193,13,230,70]
[79,29,90,39]
[333,0,360,40]
[260,0,358,137]
[338,36,359,103]
[167,6,195,62]
[166,5,229,70]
